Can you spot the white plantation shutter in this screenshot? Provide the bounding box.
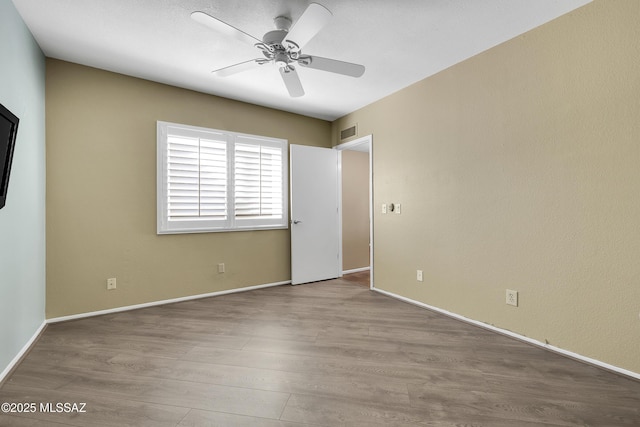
[167,135,227,220]
[158,122,288,234]
[199,138,228,218]
[259,145,284,217]
[234,138,284,225]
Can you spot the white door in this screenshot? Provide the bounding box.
[290,144,340,285]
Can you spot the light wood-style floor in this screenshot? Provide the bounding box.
[1,274,639,426]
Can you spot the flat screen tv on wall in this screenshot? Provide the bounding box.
[0,102,19,210]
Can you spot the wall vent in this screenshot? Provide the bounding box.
[340,124,358,141]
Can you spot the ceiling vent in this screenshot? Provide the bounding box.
[340,124,358,141]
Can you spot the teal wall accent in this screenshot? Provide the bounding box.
[0,0,46,378]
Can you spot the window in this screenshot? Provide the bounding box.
[157,121,288,234]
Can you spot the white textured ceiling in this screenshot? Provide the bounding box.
[12,0,591,121]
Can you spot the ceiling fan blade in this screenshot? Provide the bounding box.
[191,11,262,46]
[298,55,365,78]
[283,3,332,52]
[213,59,261,77]
[279,66,305,97]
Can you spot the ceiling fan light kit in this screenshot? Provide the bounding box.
[191,3,365,98]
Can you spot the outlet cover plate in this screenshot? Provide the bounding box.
[506,289,518,306]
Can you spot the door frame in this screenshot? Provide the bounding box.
[335,135,374,290]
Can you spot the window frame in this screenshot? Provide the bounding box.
[157,121,289,234]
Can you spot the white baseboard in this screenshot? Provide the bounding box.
[2,281,290,383]
[373,287,640,381]
[342,266,370,275]
[47,280,290,324]
[7,282,637,384]
[0,320,47,384]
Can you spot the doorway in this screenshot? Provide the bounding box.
[336,135,373,289]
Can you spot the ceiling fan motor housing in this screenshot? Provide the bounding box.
[262,29,288,47]
[262,27,293,68]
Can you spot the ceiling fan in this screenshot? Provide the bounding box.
[191,3,365,97]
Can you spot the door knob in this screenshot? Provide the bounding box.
[293,220,302,224]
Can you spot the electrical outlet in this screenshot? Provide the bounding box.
[416,270,423,282]
[506,289,518,307]
[381,203,387,214]
[107,278,117,290]
[218,263,225,274]
[395,203,402,214]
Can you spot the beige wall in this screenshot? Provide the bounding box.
[46,59,331,318]
[341,150,370,271]
[333,0,640,373]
